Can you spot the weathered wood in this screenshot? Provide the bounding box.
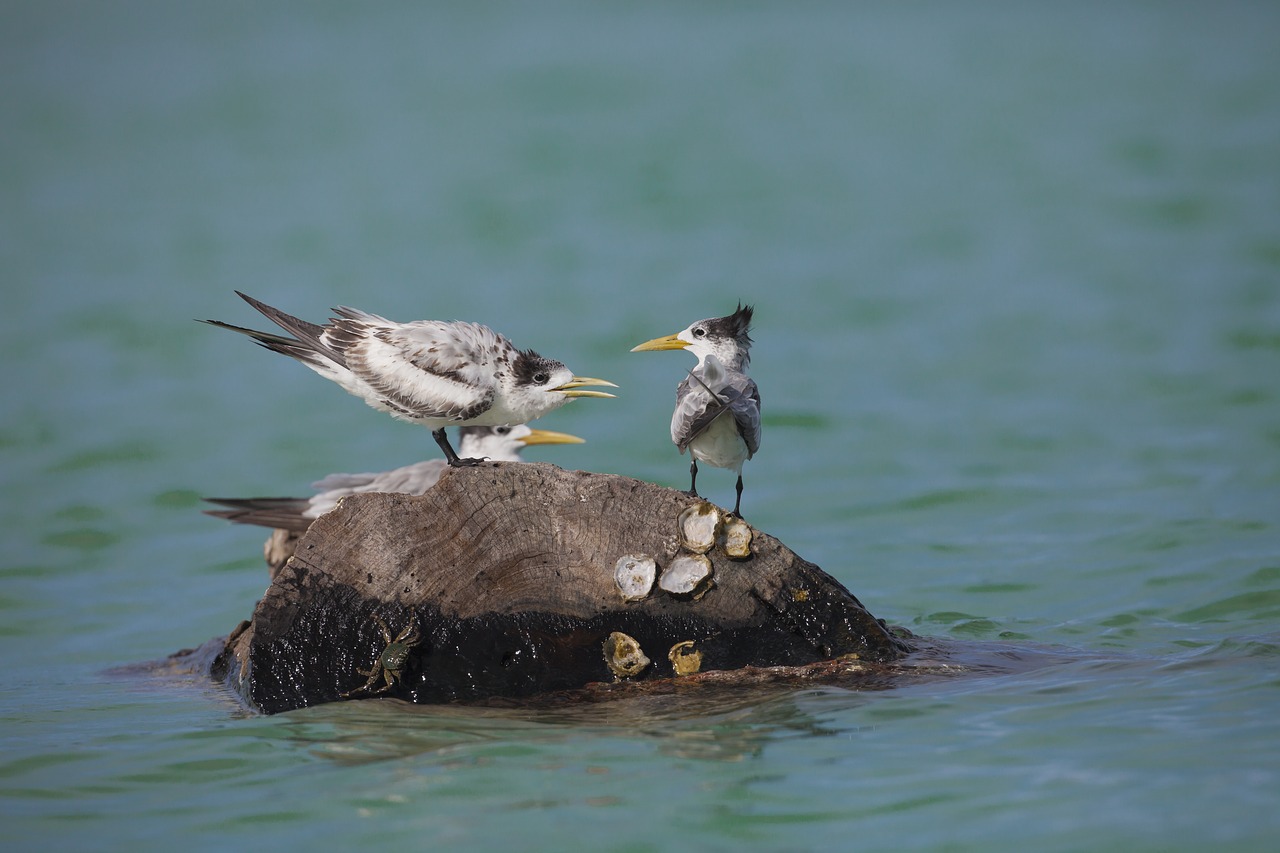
[210,462,913,714]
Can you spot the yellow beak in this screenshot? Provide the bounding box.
[553,376,618,398]
[630,333,689,352]
[519,428,586,447]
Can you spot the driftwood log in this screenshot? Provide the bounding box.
[209,462,914,714]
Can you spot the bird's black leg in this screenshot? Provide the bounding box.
[731,474,745,518]
[434,428,484,468]
[685,459,700,498]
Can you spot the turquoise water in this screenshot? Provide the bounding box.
[4,2,1280,849]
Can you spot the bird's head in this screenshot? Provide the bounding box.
[458,424,585,462]
[631,303,754,369]
[506,350,616,417]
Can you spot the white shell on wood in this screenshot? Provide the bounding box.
[613,554,657,602]
[677,502,722,554]
[721,517,753,560]
[658,553,714,597]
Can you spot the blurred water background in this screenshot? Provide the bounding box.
[3,2,1279,850]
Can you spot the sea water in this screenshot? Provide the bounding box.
[3,3,1279,850]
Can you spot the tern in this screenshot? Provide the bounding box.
[204,424,584,533]
[203,292,615,466]
[631,303,760,517]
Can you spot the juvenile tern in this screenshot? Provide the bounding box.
[203,292,615,466]
[204,424,584,533]
[631,304,760,516]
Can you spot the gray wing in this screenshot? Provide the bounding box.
[671,367,761,458]
[727,375,762,457]
[308,459,449,514]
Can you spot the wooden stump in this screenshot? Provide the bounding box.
[210,462,913,714]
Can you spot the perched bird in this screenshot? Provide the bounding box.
[631,304,760,516]
[204,424,584,533]
[203,292,615,466]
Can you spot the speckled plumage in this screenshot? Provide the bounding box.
[204,292,613,465]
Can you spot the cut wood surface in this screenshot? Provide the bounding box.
[209,462,914,714]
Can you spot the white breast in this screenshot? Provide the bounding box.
[684,412,749,472]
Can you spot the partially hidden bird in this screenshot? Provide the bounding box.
[203,292,615,466]
[204,424,584,533]
[631,303,760,517]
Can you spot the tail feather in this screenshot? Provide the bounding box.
[199,292,348,370]
[198,318,328,368]
[235,291,330,348]
[203,496,314,533]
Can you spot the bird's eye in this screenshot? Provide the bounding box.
[693,327,707,338]
[533,372,550,384]
[495,426,511,436]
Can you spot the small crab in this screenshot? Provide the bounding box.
[341,613,422,698]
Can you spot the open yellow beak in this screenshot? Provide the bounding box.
[554,376,618,399]
[630,333,689,352]
[519,428,586,447]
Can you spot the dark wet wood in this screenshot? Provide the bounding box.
[208,462,914,714]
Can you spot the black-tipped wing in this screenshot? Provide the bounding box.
[201,292,348,372]
[235,291,343,366]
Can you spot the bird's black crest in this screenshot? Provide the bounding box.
[708,303,754,349]
[512,349,559,385]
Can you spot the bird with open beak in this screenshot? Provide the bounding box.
[204,292,615,466]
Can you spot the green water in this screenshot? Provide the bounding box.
[4,2,1279,849]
